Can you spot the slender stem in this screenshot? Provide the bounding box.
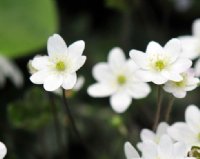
[153,86,163,131]
[165,95,175,122]
[48,93,63,149]
[62,89,82,142]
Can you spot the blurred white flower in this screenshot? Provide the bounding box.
[87,47,151,113]
[163,69,199,98]
[0,141,7,159]
[137,122,169,151]
[125,135,189,159]
[168,105,200,147]
[130,39,192,85]
[179,19,200,60]
[0,55,23,88]
[30,34,86,91]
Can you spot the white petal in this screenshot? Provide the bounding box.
[161,70,183,82]
[192,18,200,38]
[68,40,85,58]
[164,38,181,61]
[167,122,197,145]
[124,142,140,159]
[140,129,155,142]
[179,36,200,59]
[70,56,86,72]
[30,70,51,84]
[87,83,116,97]
[185,105,200,133]
[156,122,169,137]
[173,90,186,98]
[47,34,67,56]
[125,59,139,72]
[134,70,154,82]
[151,73,168,84]
[0,142,7,159]
[108,47,126,70]
[146,41,163,54]
[62,73,77,90]
[173,142,187,158]
[158,135,173,159]
[142,141,157,159]
[194,58,200,77]
[44,74,63,91]
[170,58,192,73]
[31,56,50,70]
[110,93,132,113]
[73,76,85,91]
[92,62,114,82]
[129,49,148,69]
[128,82,151,99]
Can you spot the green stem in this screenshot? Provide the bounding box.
[165,95,175,122]
[153,86,163,131]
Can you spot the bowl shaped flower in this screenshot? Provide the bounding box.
[179,18,200,60]
[137,122,169,151]
[125,135,189,159]
[168,105,200,148]
[163,69,199,98]
[130,39,192,85]
[87,47,151,113]
[30,34,86,91]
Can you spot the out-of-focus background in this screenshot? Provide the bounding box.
[0,0,200,158]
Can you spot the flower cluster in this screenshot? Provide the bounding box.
[125,105,200,159]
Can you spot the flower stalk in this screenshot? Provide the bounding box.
[165,95,175,122]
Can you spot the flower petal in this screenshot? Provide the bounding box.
[173,142,187,158]
[158,135,173,159]
[194,58,200,77]
[129,49,148,69]
[70,56,86,72]
[185,105,200,133]
[68,40,85,58]
[156,122,169,137]
[31,56,51,70]
[87,83,116,97]
[192,18,200,38]
[170,58,192,74]
[167,122,197,145]
[146,41,163,55]
[142,141,157,159]
[124,142,140,159]
[62,73,77,90]
[47,34,67,56]
[110,93,131,113]
[44,74,63,91]
[164,38,181,61]
[128,82,151,99]
[92,62,114,82]
[179,36,200,59]
[140,129,155,142]
[0,142,7,159]
[30,70,50,84]
[108,47,126,70]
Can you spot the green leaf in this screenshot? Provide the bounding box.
[0,0,58,58]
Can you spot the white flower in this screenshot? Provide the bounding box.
[125,135,189,159]
[163,69,199,98]
[168,105,200,148]
[137,122,169,151]
[130,39,192,85]
[30,34,86,91]
[179,19,200,60]
[0,55,23,88]
[87,47,151,113]
[0,142,7,159]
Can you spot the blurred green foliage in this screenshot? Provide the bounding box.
[0,0,58,58]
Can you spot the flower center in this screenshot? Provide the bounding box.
[175,80,185,87]
[56,61,66,71]
[117,75,126,85]
[188,146,200,158]
[154,60,166,71]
